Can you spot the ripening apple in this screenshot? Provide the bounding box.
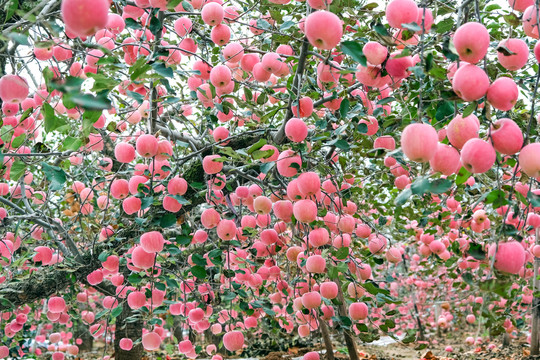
[460,138,496,174]
[509,0,534,11]
[201,2,224,26]
[488,241,525,274]
[490,118,523,155]
[497,38,530,71]
[305,11,343,50]
[363,41,388,65]
[487,77,518,111]
[211,24,231,46]
[519,143,540,177]
[0,75,29,104]
[285,118,308,142]
[400,123,438,162]
[523,5,540,39]
[452,64,490,102]
[446,114,479,149]
[385,0,418,29]
[453,22,490,64]
[61,0,110,37]
[429,143,461,175]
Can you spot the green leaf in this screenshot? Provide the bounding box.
[247,139,267,154]
[411,177,430,195]
[334,246,349,260]
[401,22,421,32]
[528,191,540,208]
[468,243,486,260]
[126,90,145,104]
[455,167,471,186]
[222,291,237,301]
[340,41,367,67]
[395,188,412,206]
[280,20,295,31]
[485,189,508,208]
[339,98,350,118]
[87,73,119,92]
[10,161,26,181]
[41,162,66,191]
[428,178,453,194]
[256,19,271,30]
[125,18,142,30]
[377,97,395,105]
[7,32,29,45]
[43,102,67,133]
[442,36,459,62]
[149,15,162,35]
[252,149,275,160]
[462,101,477,117]
[68,93,111,110]
[332,139,350,151]
[167,0,182,10]
[152,62,173,78]
[256,92,268,105]
[170,195,191,205]
[260,162,274,174]
[435,100,454,121]
[61,137,82,151]
[98,251,109,262]
[373,23,389,36]
[436,18,454,33]
[111,305,123,318]
[357,123,368,134]
[4,0,19,22]
[82,110,101,137]
[191,254,206,267]
[181,0,194,11]
[11,134,25,148]
[160,213,177,227]
[191,265,207,279]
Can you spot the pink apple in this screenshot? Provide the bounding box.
[446,114,479,149]
[400,123,438,162]
[452,64,489,102]
[486,77,518,111]
[453,22,490,64]
[305,11,343,50]
[460,138,496,174]
[490,118,523,155]
[519,143,540,177]
[61,0,109,37]
[497,38,529,71]
[385,0,418,29]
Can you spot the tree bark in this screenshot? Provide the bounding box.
[336,279,359,360]
[317,314,334,360]
[531,228,540,355]
[75,322,94,352]
[114,305,144,360]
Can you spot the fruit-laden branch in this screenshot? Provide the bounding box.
[0,248,101,312]
[0,141,256,311]
[0,195,78,258]
[312,82,364,108]
[273,30,311,145]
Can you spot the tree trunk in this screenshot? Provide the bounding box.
[114,306,143,360]
[502,333,510,348]
[531,228,540,355]
[75,322,94,352]
[336,279,359,360]
[317,314,334,360]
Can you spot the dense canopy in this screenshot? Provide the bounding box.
[0,0,540,359]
